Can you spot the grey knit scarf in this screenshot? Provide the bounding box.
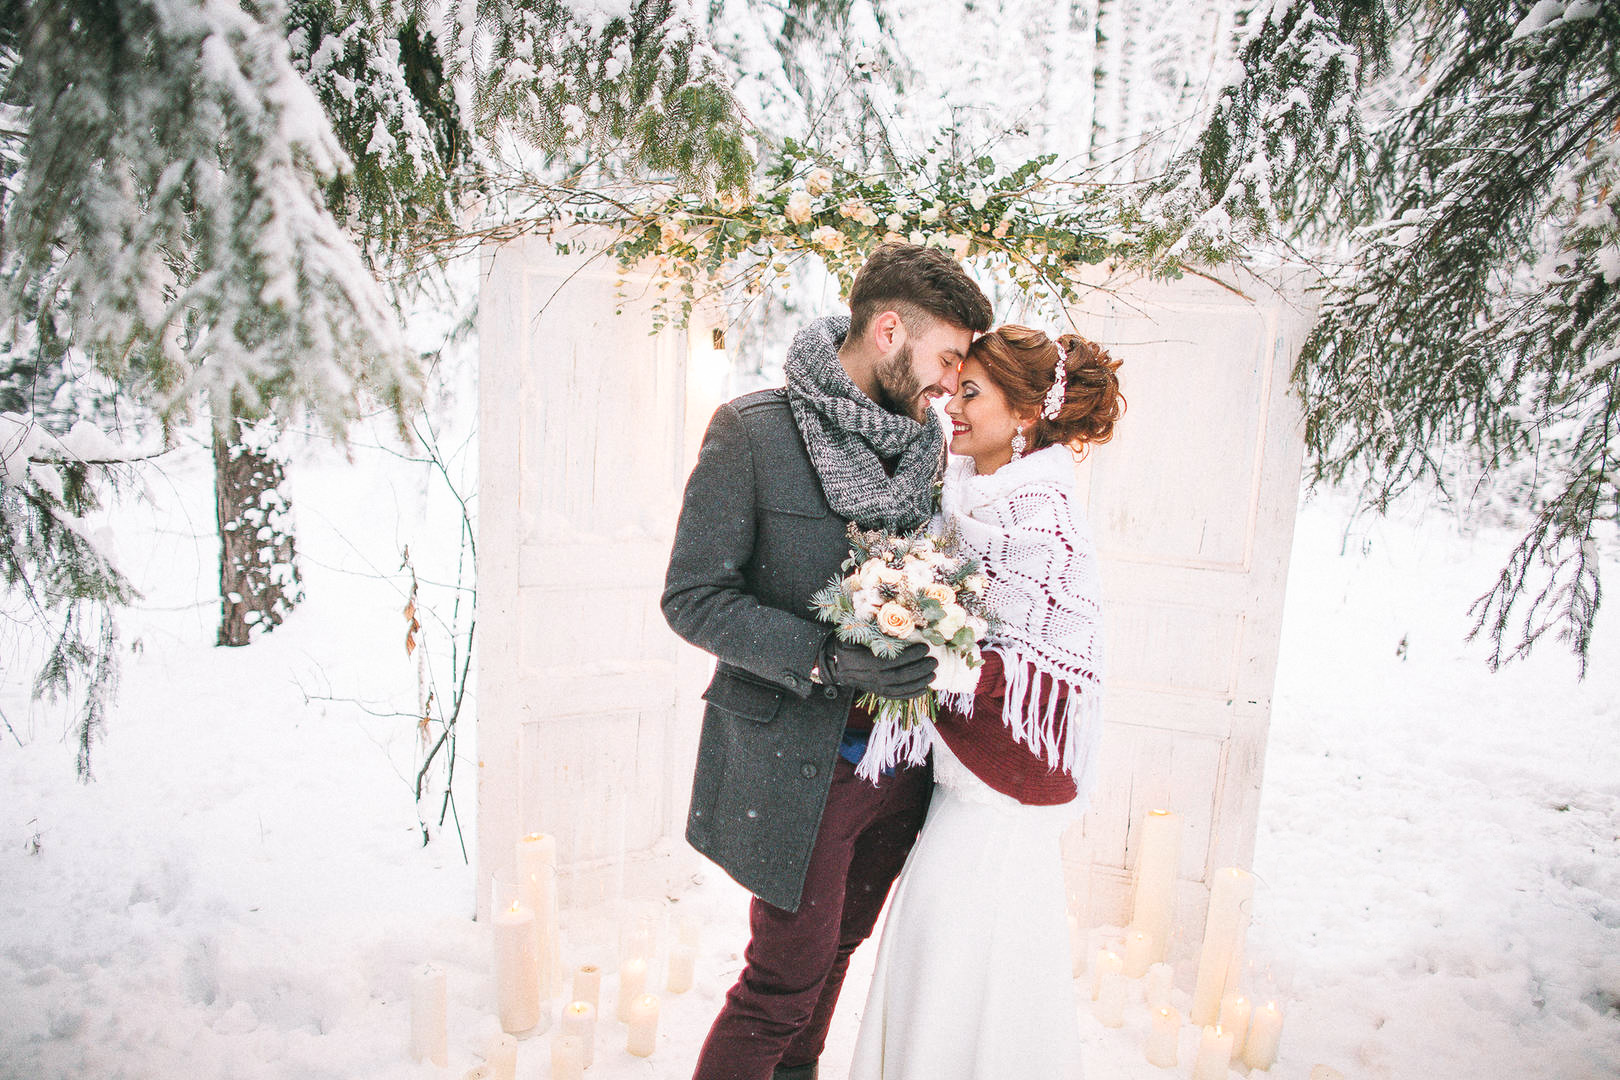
[784,315,944,533]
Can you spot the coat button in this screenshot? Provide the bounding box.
[801,763,818,779]
[823,685,838,699]
[783,675,800,691]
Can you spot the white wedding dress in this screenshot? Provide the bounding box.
[847,738,1085,1079]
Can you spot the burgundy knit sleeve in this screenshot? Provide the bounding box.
[935,651,1080,806]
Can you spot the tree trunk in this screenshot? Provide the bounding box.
[213,413,302,647]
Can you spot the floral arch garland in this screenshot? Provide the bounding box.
[447,140,1237,330]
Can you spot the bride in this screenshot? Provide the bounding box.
[849,324,1124,1080]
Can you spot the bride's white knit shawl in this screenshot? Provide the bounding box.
[941,443,1104,798]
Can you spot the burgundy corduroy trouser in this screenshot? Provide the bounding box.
[690,754,931,1080]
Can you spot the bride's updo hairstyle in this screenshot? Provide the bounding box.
[966,325,1124,454]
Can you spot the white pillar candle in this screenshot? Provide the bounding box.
[1218,993,1252,1061]
[1145,1006,1181,1068]
[1243,1000,1284,1070]
[1068,914,1086,977]
[626,993,660,1057]
[559,1000,596,1069]
[516,833,560,1000]
[616,956,648,1022]
[1131,809,1182,965]
[1191,1024,1235,1080]
[486,1033,518,1080]
[1123,929,1156,979]
[1094,971,1127,1028]
[409,964,448,1066]
[1144,962,1174,1011]
[492,880,541,1034]
[551,1034,586,1080]
[1191,868,1254,1026]
[620,905,659,964]
[571,964,602,1011]
[676,912,702,949]
[1090,948,1123,1001]
[667,943,696,994]
[1309,1068,1345,1080]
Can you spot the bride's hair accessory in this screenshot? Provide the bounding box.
[1041,338,1068,420]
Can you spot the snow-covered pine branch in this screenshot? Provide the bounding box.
[288,1,474,274]
[1,0,421,440]
[1141,0,1617,670]
[0,413,136,780]
[460,0,753,193]
[1128,0,1395,261]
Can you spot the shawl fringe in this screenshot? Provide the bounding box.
[854,714,935,783]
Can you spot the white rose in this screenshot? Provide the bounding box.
[785,190,814,224]
[968,186,989,211]
[895,195,920,214]
[885,212,905,231]
[919,204,940,223]
[966,615,989,641]
[947,233,971,259]
[806,167,834,196]
[936,603,968,642]
[876,566,909,592]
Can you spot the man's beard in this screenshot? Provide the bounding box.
[872,343,927,422]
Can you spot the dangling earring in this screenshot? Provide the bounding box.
[1010,425,1027,462]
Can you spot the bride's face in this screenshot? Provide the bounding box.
[945,358,1029,471]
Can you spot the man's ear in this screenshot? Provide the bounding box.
[870,309,907,354]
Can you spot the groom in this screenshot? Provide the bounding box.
[663,242,993,1080]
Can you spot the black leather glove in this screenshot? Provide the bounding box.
[820,638,937,699]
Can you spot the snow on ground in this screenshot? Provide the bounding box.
[3,433,1618,1080]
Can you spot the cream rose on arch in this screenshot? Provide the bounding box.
[785,190,814,224]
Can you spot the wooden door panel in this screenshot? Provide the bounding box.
[1057,267,1316,946]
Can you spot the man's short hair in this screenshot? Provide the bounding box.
[848,243,993,340]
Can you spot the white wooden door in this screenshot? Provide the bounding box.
[1060,265,1318,957]
[477,233,721,918]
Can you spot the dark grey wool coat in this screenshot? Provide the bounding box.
[662,387,870,912]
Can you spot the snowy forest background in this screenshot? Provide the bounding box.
[2,1,1618,1078]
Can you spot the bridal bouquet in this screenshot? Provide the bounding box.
[811,523,997,776]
